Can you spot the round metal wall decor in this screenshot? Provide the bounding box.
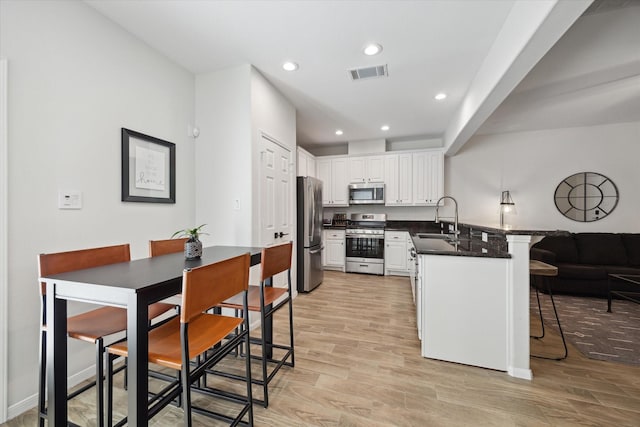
[554,172,618,222]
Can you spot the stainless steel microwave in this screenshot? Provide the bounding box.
[348,183,385,205]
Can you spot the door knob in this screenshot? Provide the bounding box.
[276,232,290,238]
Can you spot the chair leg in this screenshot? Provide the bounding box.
[243,315,254,426]
[531,281,546,339]
[95,338,105,427]
[260,287,269,408]
[287,271,295,367]
[546,285,568,360]
[106,353,114,427]
[531,278,568,361]
[38,329,47,427]
[181,362,192,427]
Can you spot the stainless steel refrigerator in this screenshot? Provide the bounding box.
[296,176,324,292]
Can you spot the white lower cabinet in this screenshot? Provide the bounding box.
[385,231,410,276]
[323,229,345,271]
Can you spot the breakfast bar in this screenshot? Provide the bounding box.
[411,222,568,380]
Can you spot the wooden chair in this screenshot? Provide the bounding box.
[37,244,176,427]
[216,241,294,407]
[149,237,188,257]
[106,253,254,427]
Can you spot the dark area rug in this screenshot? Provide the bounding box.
[530,290,640,365]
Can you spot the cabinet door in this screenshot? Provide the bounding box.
[307,156,316,178]
[397,153,413,203]
[331,158,349,206]
[384,155,400,205]
[385,240,407,271]
[348,157,366,183]
[413,151,443,206]
[325,238,345,267]
[366,156,385,182]
[297,150,308,177]
[424,151,443,205]
[316,159,332,205]
[386,154,412,205]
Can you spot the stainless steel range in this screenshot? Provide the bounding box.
[345,213,386,275]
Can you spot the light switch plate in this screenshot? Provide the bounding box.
[482,232,488,242]
[58,190,82,209]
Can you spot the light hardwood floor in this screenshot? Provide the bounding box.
[5,270,640,426]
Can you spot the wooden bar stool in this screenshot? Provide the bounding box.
[215,241,295,407]
[37,244,175,427]
[530,259,568,360]
[106,253,254,427]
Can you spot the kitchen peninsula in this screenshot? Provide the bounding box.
[393,220,567,380]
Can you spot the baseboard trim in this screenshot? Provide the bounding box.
[7,365,94,421]
[508,366,533,380]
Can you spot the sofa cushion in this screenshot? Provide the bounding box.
[621,234,640,266]
[574,233,628,266]
[533,236,578,263]
[556,263,608,280]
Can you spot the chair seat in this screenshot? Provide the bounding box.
[59,302,175,343]
[108,314,242,370]
[219,285,288,311]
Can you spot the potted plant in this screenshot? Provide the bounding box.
[172,224,208,260]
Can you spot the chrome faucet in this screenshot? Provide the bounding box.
[435,196,459,240]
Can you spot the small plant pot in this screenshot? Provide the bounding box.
[184,239,202,260]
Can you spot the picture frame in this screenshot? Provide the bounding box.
[121,128,176,203]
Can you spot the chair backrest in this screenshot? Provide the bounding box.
[38,244,131,296]
[149,238,188,257]
[180,253,250,324]
[260,241,293,281]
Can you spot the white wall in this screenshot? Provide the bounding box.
[195,65,296,249]
[0,0,195,416]
[447,121,640,232]
[195,65,253,246]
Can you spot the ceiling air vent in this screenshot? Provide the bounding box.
[349,64,388,81]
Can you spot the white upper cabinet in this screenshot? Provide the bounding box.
[413,150,444,205]
[317,156,349,207]
[385,153,413,206]
[297,147,316,178]
[348,155,385,183]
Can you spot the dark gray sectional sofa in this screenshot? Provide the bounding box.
[530,233,640,298]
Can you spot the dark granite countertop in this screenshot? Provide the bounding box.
[385,220,442,234]
[410,234,511,259]
[443,221,570,237]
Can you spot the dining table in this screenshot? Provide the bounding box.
[41,245,264,426]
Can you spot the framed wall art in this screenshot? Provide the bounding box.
[121,128,176,203]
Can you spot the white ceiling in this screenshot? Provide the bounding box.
[83,0,636,152]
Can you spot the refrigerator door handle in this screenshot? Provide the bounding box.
[309,181,315,243]
[309,246,324,254]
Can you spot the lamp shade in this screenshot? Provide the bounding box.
[499,191,516,227]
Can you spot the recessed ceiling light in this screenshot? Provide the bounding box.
[335,130,344,136]
[282,61,299,71]
[435,93,447,100]
[381,125,390,131]
[363,43,383,56]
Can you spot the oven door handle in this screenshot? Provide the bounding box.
[346,234,385,239]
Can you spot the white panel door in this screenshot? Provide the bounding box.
[260,134,292,248]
